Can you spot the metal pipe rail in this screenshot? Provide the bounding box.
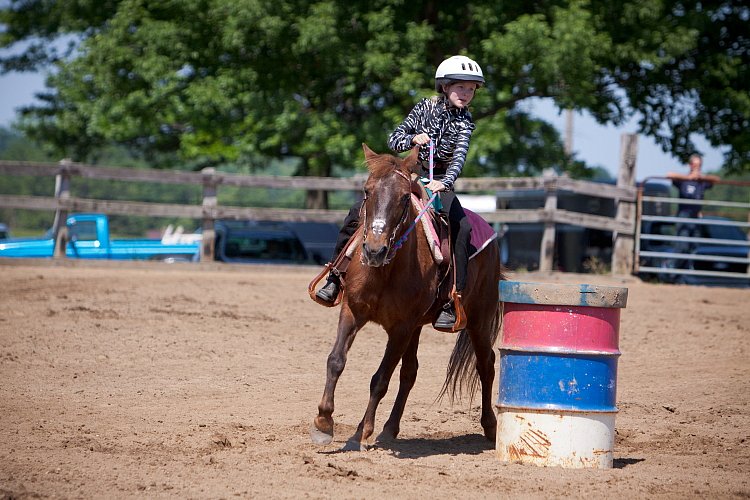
[642,195,750,210]
[634,176,750,285]
[639,234,750,247]
[641,214,750,228]
[637,267,750,280]
[639,250,750,264]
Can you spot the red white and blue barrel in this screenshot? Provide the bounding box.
[496,281,628,469]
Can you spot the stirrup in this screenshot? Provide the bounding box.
[433,291,467,333]
[316,276,340,303]
[308,265,345,307]
[433,304,456,330]
[307,226,364,308]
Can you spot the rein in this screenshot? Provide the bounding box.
[392,140,438,252]
[392,192,437,250]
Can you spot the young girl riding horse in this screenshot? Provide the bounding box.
[317,55,484,330]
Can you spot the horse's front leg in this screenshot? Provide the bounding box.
[311,304,362,445]
[378,327,422,442]
[348,328,413,450]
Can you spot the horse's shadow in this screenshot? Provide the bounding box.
[320,434,647,467]
[320,432,493,458]
[378,434,493,458]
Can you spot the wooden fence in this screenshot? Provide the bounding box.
[0,135,639,272]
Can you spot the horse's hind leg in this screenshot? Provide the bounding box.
[378,327,422,442]
[467,313,499,442]
[349,330,412,449]
[311,306,361,445]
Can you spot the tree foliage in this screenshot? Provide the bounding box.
[1,0,748,193]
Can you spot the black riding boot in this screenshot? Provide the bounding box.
[433,192,471,331]
[434,302,457,329]
[316,201,361,304]
[316,273,341,303]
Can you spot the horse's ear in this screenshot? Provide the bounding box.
[404,145,421,174]
[362,143,378,162]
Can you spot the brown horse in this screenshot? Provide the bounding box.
[311,143,504,449]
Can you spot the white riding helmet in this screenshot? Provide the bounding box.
[434,55,485,92]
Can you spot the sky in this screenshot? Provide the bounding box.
[522,97,727,181]
[0,70,728,182]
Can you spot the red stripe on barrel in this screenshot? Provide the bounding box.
[502,302,621,354]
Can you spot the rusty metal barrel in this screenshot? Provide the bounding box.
[496,281,628,469]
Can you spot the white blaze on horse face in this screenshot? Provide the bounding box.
[371,218,386,235]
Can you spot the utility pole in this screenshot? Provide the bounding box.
[564,109,573,157]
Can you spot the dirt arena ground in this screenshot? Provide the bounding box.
[0,260,748,499]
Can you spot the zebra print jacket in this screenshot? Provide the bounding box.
[387,95,476,191]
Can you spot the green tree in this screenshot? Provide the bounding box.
[589,1,749,173]
[1,0,748,207]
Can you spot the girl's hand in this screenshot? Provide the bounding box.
[412,133,431,146]
[425,179,447,192]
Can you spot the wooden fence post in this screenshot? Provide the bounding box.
[52,159,72,259]
[612,134,638,275]
[539,170,557,272]
[201,167,218,262]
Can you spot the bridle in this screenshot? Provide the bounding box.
[361,168,413,266]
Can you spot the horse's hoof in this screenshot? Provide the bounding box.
[484,427,496,443]
[310,426,334,445]
[375,428,398,444]
[342,438,368,452]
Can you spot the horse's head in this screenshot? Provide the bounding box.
[360,143,421,267]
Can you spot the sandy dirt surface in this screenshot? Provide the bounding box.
[0,260,748,499]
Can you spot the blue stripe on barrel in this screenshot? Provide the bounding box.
[498,350,618,412]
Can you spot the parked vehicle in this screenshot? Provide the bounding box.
[284,221,339,265]
[640,216,750,287]
[209,220,340,265]
[212,220,316,265]
[495,181,618,272]
[0,213,200,261]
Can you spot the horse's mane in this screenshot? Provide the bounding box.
[361,143,420,182]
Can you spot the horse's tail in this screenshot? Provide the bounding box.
[438,299,500,405]
[437,235,507,404]
[438,254,505,405]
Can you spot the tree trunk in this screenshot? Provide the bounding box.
[302,156,330,210]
